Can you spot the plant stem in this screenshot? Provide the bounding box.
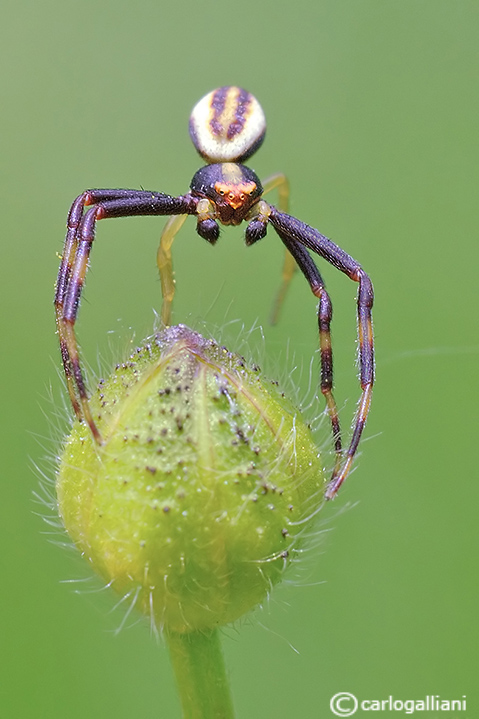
[166,629,235,719]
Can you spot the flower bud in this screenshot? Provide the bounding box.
[57,325,325,633]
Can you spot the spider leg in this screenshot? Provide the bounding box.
[156,214,188,327]
[261,174,298,324]
[270,248,297,325]
[262,173,289,210]
[268,208,374,499]
[55,189,156,419]
[269,227,342,478]
[56,191,197,441]
[55,194,89,419]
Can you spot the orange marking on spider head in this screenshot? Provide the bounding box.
[214,181,257,210]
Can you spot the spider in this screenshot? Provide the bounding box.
[55,86,374,500]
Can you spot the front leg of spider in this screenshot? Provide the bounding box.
[55,190,198,442]
[268,208,374,499]
[265,224,343,478]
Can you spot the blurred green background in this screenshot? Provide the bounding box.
[1,1,477,717]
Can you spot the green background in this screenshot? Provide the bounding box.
[1,1,477,717]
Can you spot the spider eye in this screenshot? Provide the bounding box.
[189,86,266,163]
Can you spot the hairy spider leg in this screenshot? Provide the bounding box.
[55,190,155,422]
[271,227,342,478]
[56,191,197,441]
[155,173,290,328]
[268,208,374,500]
[260,174,299,325]
[157,214,188,326]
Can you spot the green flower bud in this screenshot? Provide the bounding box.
[57,325,325,634]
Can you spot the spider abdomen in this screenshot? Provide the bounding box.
[189,86,266,164]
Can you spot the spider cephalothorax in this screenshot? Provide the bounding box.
[55,85,374,499]
[190,163,263,229]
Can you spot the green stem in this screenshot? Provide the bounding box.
[166,629,235,719]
